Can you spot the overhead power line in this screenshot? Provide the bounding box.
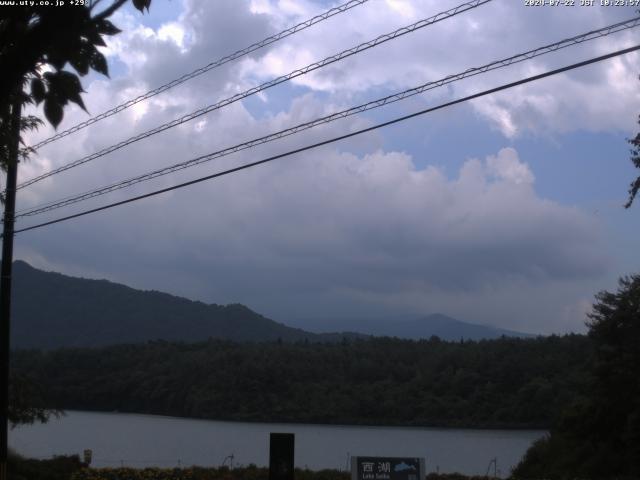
[17,0,492,191]
[15,16,640,219]
[29,0,372,151]
[12,44,640,236]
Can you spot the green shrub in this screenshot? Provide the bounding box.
[8,452,85,480]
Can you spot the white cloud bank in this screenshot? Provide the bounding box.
[13,0,623,334]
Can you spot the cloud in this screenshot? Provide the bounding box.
[13,0,624,335]
[16,90,609,333]
[486,148,534,184]
[235,0,640,136]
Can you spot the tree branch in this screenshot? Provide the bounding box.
[94,0,128,21]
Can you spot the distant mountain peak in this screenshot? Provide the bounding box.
[287,312,533,341]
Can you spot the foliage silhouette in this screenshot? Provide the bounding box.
[514,275,640,479]
[0,0,151,170]
[13,335,592,429]
[1,0,151,429]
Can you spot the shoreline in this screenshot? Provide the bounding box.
[43,408,551,433]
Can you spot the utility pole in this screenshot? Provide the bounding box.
[0,97,22,480]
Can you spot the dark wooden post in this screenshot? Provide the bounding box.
[269,433,294,480]
[0,97,22,480]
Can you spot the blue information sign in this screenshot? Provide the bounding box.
[351,457,425,480]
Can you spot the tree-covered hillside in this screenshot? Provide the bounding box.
[514,275,640,479]
[10,261,532,348]
[13,335,591,429]
[11,261,361,348]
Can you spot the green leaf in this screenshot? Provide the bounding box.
[89,50,109,77]
[132,0,151,12]
[20,115,44,133]
[44,98,64,128]
[30,78,46,105]
[46,50,67,70]
[54,71,87,112]
[96,19,121,36]
[69,55,90,76]
[68,44,91,76]
[84,26,107,47]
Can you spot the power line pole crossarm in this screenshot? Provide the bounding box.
[0,98,22,480]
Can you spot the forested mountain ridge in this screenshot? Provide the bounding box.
[12,335,593,429]
[11,260,361,348]
[10,261,531,349]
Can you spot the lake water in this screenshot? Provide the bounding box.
[10,411,545,477]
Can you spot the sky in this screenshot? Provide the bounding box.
[13,0,640,335]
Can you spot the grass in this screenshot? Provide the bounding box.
[7,454,492,480]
